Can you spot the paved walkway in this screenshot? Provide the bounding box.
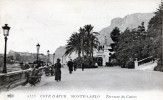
[11,66,163,91]
[1,67,163,100]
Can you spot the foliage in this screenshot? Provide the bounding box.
[109,27,120,65]
[6,56,14,64]
[84,25,99,57]
[146,2,163,71]
[64,32,82,57]
[73,56,97,68]
[115,23,147,68]
[110,27,120,43]
[65,24,99,60]
[114,1,163,70]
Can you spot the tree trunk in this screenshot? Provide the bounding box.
[81,38,84,60]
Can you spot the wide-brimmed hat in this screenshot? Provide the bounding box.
[57,58,60,61]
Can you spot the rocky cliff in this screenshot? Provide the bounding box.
[98,13,154,44]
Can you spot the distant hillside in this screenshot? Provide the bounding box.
[53,46,77,63]
[8,50,47,63]
[98,13,154,45]
[52,46,66,63]
[54,13,154,61]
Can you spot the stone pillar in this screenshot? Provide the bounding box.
[134,58,138,69]
[103,45,109,66]
[153,58,158,67]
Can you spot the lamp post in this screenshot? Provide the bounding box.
[53,53,55,65]
[36,43,40,62]
[161,0,163,67]
[62,55,64,63]
[47,50,50,65]
[2,24,10,73]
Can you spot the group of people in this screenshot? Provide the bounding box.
[53,58,79,82]
[67,59,77,74]
[25,58,98,84]
[53,58,99,82]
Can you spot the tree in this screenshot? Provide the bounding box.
[64,32,82,58]
[115,23,147,68]
[79,27,86,58]
[65,24,99,60]
[6,56,14,64]
[145,1,163,71]
[115,28,134,66]
[110,27,120,43]
[84,24,99,58]
[109,27,120,62]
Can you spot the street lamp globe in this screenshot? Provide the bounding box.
[47,50,50,55]
[36,43,40,50]
[2,24,10,37]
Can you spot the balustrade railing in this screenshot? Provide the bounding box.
[0,66,50,91]
[137,56,154,66]
[134,56,158,70]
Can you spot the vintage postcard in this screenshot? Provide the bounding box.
[0,0,163,100]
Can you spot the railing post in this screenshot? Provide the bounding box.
[153,58,158,67]
[134,58,138,69]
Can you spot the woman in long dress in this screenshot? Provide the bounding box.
[54,58,61,82]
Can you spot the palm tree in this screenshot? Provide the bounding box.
[65,24,99,60]
[84,25,93,56]
[84,24,99,58]
[64,32,82,58]
[89,32,99,58]
[79,27,87,58]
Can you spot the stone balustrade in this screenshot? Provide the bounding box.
[0,66,50,91]
[134,57,158,70]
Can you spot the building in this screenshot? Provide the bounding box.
[94,36,111,66]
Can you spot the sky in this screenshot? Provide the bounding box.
[0,0,161,54]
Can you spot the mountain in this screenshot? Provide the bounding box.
[52,46,66,63]
[54,13,154,61]
[98,13,154,45]
[53,46,77,63]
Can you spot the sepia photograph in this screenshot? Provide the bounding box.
[0,0,163,100]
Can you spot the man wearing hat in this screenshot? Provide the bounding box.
[67,59,73,74]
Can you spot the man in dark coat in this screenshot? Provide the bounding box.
[73,61,77,71]
[67,59,73,74]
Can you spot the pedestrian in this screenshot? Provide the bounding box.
[51,65,54,76]
[82,59,86,71]
[73,61,77,71]
[82,62,85,71]
[54,58,61,82]
[67,59,73,74]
